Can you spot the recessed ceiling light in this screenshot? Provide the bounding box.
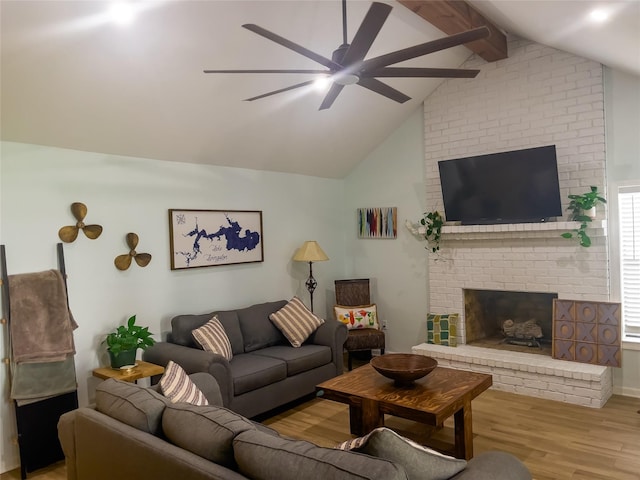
[109,2,135,25]
[589,9,609,22]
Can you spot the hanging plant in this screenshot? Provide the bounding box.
[421,210,444,253]
[561,186,606,247]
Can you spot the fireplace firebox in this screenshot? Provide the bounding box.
[464,289,557,355]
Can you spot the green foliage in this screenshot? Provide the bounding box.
[105,315,155,354]
[566,186,606,218]
[561,186,606,248]
[420,210,444,253]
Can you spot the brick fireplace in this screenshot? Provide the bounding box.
[412,37,612,407]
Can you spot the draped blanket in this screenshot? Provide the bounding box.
[8,269,78,363]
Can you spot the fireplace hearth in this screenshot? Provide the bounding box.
[464,289,557,355]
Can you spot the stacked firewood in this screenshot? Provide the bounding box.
[502,319,543,340]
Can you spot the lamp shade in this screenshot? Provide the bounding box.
[293,241,329,262]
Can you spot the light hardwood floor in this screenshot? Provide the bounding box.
[2,389,639,480]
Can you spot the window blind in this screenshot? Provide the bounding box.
[620,188,640,337]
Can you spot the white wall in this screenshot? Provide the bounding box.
[343,107,430,352]
[604,67,640,397]
[0,141,346,472]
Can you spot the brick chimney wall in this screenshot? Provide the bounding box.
[423,36,608,344]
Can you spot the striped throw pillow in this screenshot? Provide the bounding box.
[159,361,209,406]
[269,296,324,348]
[192,316,233,360]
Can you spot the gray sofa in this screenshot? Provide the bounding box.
[143,300,348,418]
[58,375,532,480]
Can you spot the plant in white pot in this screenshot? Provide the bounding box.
[561,186,606,247]
[105,315,155,369]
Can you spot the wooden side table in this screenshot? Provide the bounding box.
[92,360,164,383]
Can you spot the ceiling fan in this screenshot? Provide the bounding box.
[204,0,490,110]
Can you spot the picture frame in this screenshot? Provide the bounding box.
[169,209,264,270]
[357,207,397,239]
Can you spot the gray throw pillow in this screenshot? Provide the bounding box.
[95,379,170,436]
[336,427,467,480]
[234,429,408,480]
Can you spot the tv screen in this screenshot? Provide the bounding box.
[438,145,563,225]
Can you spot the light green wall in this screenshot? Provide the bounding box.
[343,107,429,352]
[0,141,346,472]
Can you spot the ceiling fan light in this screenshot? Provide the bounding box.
[333,73,360,86]
[313,76,331,91]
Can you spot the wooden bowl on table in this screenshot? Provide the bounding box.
[370,353,438,387]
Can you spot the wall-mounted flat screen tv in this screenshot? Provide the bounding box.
[438,145,563,225]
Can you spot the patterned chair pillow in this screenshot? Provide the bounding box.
[334,304,379,330]
[427,313,458,347]
[269,296,324,347]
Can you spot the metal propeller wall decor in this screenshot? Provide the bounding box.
[114,233,152,271]
[204,0,490,110]
[58,202,103,243]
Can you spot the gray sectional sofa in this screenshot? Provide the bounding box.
[58,374,533,480]
[143,300,348,418]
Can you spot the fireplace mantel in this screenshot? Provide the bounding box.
[441,220,607,241]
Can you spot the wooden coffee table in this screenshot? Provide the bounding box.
[316,364,492,460]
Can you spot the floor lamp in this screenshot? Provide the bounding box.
[293,241,329,312]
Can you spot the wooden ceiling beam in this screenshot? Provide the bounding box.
[397,0,507,62]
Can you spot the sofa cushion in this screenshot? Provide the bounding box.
[162,402,257,468]
[269,297,325,347]
[159,361,209,406]
[213,310,246,355]
[95,379,170,436]
[192,316,233,360]
[234,429,408,480]
[229,353,287,395]
[237,300,288,352]
[252,345,332,376]
[170,310,244,354]
[337,427,466,480]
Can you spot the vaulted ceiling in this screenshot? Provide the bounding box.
[2,1,638,178]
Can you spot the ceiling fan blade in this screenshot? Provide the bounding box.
[340,2,392,66]
[356,77,411,104]
[242,24,342,71]
[58,226,79,243]
[369,67,481,78]
[245,80,317,102]
[114,254,132,271]
[360,26,490,72]
[319,83,345,110]
[83,224,103,239]
[134,253,152,268]
[204,69,329,74]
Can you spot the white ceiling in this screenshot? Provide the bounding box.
[2,1,639,179]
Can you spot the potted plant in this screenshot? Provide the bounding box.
[561,186,606,247]
[105,315,155,369]
[420,210,444,253]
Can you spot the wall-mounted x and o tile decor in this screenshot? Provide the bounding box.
[552,299,621,367]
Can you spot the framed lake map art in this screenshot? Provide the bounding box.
[169,209,263,270]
